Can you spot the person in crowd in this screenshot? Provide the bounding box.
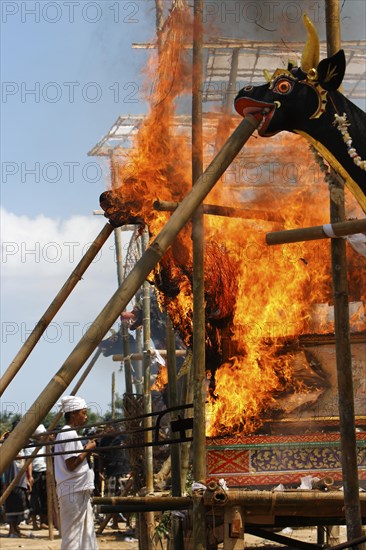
[98,424,131,529]
[53,396,99,550]
[2,422,33,538]
[29,424,48,530]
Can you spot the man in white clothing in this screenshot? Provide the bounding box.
[54,396,99,550]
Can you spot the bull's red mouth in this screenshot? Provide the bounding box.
[234,97,276,136]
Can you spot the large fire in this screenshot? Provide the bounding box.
[104,4,365,436]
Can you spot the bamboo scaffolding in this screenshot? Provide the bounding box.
[0,223,113,396]
[266,218,366,245]
[154,199,284,223]
[0,113,259,475]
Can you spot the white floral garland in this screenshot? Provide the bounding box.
[333,113,366,171]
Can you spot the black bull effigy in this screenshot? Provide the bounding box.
[235,14,366,212]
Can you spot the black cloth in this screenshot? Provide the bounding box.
[30,471,47,516]
[99,435,130,477]
[5,486,29,521]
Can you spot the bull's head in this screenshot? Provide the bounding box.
[235,14,366,211]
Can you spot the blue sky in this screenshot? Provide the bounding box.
[2,0,151,217]
[1,0,365,418]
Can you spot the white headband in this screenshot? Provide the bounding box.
[58,396,87,413]
[33,424,46,437]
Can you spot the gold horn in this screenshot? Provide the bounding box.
[263,69,272,82]
[300,14,320,73]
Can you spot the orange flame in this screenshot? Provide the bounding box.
[152,365,168,392]
[108,6,365,436]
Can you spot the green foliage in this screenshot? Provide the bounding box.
[0,407,105,438]
[43,410,61,429]
[86,409,103,426]
[153,510,171,549]
[112,392,125,415]
[0,410,20,437]
[103,411,113,422]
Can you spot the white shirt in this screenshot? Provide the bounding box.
[53,425,94,498]
[28,445,47,472]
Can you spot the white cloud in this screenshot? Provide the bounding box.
[1,208,134,414]
[1,207,111,279]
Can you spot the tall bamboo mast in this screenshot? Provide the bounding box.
[166,314,185,549]
[141,227,155,549]
[192,1,207,548]
[134,236,144,395]
[325,0,363,541]
[110,155,133,395]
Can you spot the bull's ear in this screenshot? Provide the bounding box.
[317,49,345,90]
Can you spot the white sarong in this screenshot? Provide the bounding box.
[58,490,98,550]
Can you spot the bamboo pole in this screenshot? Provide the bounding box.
[122,322,133,394]
[225,48,240,114]
[325,0,363,542]
[155,0,164,52]
[0,114,259,475]
[0,223,113,396]
[92,490,366,516]
[138,2,165,546]
[166,314,181,497]
[154,200,283,223]
[204,490,366,516]
[45,451,55,540]
[166,314,184,549]
[142,227,153,492]
[192,2,206,549]
[135,327,144,395]
[134,233,144,397]
[96,475,134,535]
[112,349,186,361]
[327,535,366,550]
[111,372,116,419]
[141,227,155,549]
[110,155,134,394]
[94,496,192,510]
[133,230,144,395]
[179,351,193,493]
[266,218,366,245]
[131,39,365,50]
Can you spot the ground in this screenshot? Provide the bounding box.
[0,522,349,549]
[0,522,139,550]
